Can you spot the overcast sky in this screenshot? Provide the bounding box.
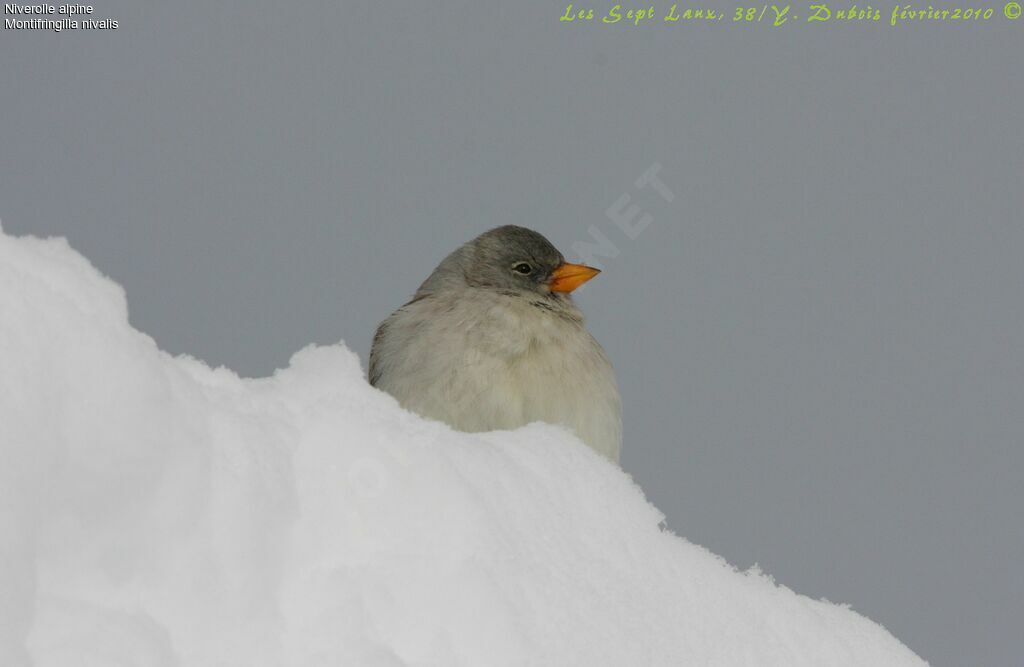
[3,2,1022,664]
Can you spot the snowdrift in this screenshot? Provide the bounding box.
[0,228,925,666]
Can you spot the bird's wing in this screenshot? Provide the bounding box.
[368,319,388,387]
[369,294,432,387]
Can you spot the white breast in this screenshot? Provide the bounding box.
[371,291,622,462]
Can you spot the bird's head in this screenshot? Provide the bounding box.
[444,225,600,297]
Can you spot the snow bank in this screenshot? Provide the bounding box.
[0,227,925,667]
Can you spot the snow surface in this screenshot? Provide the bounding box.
[0,227,926,667]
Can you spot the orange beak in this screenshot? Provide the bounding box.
[548,262,601,293]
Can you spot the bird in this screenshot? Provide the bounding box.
[369,225,622,462]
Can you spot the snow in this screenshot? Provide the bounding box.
[0,227,926,667]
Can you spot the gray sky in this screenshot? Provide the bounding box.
[3,2,1022,664]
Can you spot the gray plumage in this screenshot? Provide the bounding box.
[369,225,622,462]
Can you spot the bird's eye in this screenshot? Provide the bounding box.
[512,263,533,275]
